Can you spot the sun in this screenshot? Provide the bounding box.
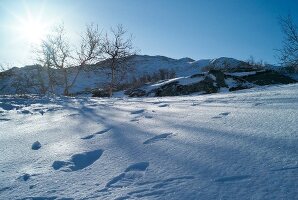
[6,1,54,45]
[19,18,48,44]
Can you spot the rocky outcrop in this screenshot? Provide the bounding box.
[123,69,297,98]
[241,70,296,86]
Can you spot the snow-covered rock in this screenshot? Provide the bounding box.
[124,69,296,97]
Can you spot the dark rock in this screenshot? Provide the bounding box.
[209,70,227,87]
[154,81,180,97]
[126,89,147,97]
[92,89,110,97]
[242,70,297,86]
[154,77,218,97]
[190,73,205,78]
[229,85,251,91]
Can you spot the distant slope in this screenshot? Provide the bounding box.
[0,55,291,95]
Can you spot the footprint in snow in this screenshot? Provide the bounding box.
[18,110,32,115]
[81,128,111,140]
[104,162,149,189]
[144,115,153,119]
[0,118,11,121]
[20,196,73,200]
[67,113,80,117]
[118,176,194,199]
[131,109,145,115]
[158,104,169,107]
[220,112,230,116]
[214,175,251,183]
[18,173,31,181]
[52,149,103,172]
[212,112,230,119]
[143,133,173,144]
[271,166,298,172]
[130,119,139,122]
[0,186,11,193]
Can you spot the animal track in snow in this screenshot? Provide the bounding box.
[143,133,173,144]
[52,149,103,172]
[214,175,251,183]
[81,128,111,140]
[105,162,149,189]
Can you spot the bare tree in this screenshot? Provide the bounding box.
[35,24,102,95]
[0,64,5,72]
[277,15,298,72]
[102,24,136,96]
[0,63,9,72]
[71,24,102,84]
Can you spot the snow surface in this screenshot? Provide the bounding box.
[0,84,298,199]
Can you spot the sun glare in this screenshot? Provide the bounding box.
[7,1,54,45]
[19,18,48,44]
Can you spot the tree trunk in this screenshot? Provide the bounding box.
[109,66,115,97]
[63,68,69,96]
[47,67,54,94]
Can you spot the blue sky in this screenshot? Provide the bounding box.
[0,0,298,67]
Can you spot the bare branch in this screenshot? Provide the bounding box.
[101,24,136,96]
[277,15,298,71]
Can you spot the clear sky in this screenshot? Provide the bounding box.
[0,0,298,67]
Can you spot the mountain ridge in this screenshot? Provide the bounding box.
[0,55,291,96]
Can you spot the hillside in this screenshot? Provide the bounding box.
[1,55,293,96]
[0,83,298,199]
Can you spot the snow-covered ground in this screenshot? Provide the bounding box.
[0,83,298,200]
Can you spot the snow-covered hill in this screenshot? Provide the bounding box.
[0,55,285,95]
[0,83,298,199]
